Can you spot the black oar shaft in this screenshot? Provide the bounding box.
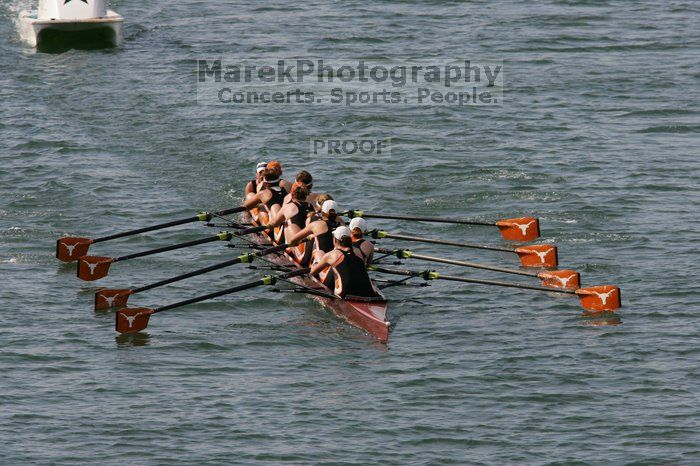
[93,206,245,243]
[154,268,309,313]
[156,279,268,313]
[114,234,229,262]
[349,211,495,226]
[375,248,537,278]
[371,266,573,295]
[236,225,270,236]
[378,232,513,253]
[133,244,289,293]
[436,274,573,294]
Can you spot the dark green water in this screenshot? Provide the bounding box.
[2,0,699,463]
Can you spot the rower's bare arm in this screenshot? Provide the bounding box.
[310,250,335,276]
[244,181,255,196]
[288,224,314,243]
[267,208,286,227]
[243,192,261,209]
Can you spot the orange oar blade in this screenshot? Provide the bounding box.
[115,307,154,334]
[538,270,580,289]
[515,244,558,268]
[77,256,113,281]
[95,289,134,310]
[575,285,621,315]
[56,237,93,262]
[496,217,540,242]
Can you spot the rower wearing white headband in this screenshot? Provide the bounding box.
[244,161,267,198]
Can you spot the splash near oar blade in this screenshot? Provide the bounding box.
[575,285,621,314]
[538,270,580,289]
[56,237,93,262]
[496,217,540,242]
[515,244,558,268]
[77,256,114,281]
[115,307,155,334]
[95,289,134,310]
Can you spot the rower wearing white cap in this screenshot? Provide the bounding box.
[310,226,380,298]
[244,161,267,198]
[287,199,345,266]
[349,217,374,265]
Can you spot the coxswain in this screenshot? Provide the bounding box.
[349,217,374,265]
[243,167,289,224]
[310,226,380,298]
[244,161,267,198]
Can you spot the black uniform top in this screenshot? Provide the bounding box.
[332,248,377,298]
[315,218,341,253]
[287,201,312,229]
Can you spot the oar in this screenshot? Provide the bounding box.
[56,206,246,262]
[77,231,233,281]
[370,266,621,315]
[95,243,291,310]
[374,247,579,289]
[115,268,310,334]
[370,230,558,267]
[345,210,540,242]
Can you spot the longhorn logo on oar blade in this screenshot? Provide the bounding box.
[95,289,133,310]
[116,308,154,334]
[538,270,580,289]
[514,220,537,236]
[515,245,558,268]
[496,217,540,242]
[77,256,112,281]
[576,285,621,314]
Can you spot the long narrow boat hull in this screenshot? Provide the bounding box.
[245,215,390,342]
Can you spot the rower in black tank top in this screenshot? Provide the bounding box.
[287,201,312,229]
[265,184,288,210]
[332,249,378,298]
[352,238,367,261]
[315,218,341,253]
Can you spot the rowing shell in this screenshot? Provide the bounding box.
[245,214,390,342]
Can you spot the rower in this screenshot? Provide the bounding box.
[288,199,345,254]
[288,199,346,270]
[266,160,293,192]
[244,161,267,198]
[310,226,380,298]
[310,192,333,222]
[266,182,314,263]
[283,170,317,206]
[349,217,374,265]
[243,167,289,225]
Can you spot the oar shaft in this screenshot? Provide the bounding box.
[370,266,573,295]
[350,211,495,226]
[155,267,309,313]
[156,279,268,312]
[93,206,245,243]
[375,247,537,278]
[377,231,513,253]
[435,274,574,294]
[134,243,289,293]
[115,233,229,262]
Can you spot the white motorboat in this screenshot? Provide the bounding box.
[19,0,123,50]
